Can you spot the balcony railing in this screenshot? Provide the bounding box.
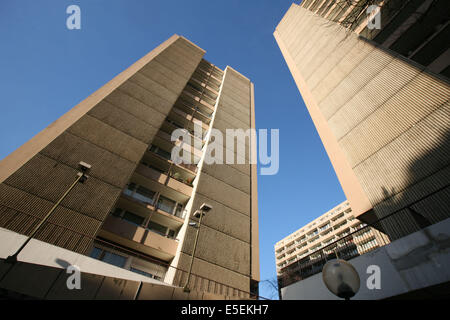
[277,188,450,289]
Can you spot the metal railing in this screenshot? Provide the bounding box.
[278,187,450,289]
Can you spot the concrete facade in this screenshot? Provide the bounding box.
[274,201,389,276]
[274,1,450,299]
[281,217,450,300]
[274,3,450,240]
[0,35,259,299]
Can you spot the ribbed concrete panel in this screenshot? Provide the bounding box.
[339,74,450,167]
[221,79,251,97]
[189,193,251,241]
[181,223,250,275]
[104,90,167,128]
[139,60,189,93]
[117,81,175,116]
[68,115,148,163]
[201,163,250,195]
[354,102,450,206]
[220,86,250,107]
[213,109,249,132]
[411,186,450,223]
[204,139,250,175]
[373,165,450,218]
[40,131,136,188]
[3,154,121,222]
[129,72,179,103]
[195,172,250,216]
[320,48,394,120]
[329,57,422,140]
[291,20,325,67]
[216,98,250,123]
[87,100,159,144]
[276,4,298,35]
[294,18,333,77]
[313,41,374,104]
[284,9,318,54]
[306,30,359,90]
[175,252,250,294]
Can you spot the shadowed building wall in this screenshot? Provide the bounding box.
[274,2,450,240]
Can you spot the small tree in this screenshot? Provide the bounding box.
[260,276,280,300]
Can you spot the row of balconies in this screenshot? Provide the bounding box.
[275,217,360,264]
[98,59,224,270]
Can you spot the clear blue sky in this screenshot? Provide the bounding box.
[0,0,346,299]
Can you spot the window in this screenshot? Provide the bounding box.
[149,145,171,160]
[90,247,102,259]
[134,185,156,204]
[175,204,184,218]
[147,221,168,236]
[102,251,127,268]
[124,183,156,205]
[90,247,127,268]
[130,267,154,278]
[111,207,122,217]
[122,211,145,226]
[147,221,176,239]
[168,229,176,238]
[111,208,145,227]
[157,195,176,214]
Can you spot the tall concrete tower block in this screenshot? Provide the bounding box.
[274,2,450,240]
[0,35,259,298]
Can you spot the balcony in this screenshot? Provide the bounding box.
[191,69,221,90]
[134,163,193,198]
[180,90,215,115]
[117,193,185,231]
[189,76,219,96]
[146,145,198,174]
[161,119,206,150]
[154,130,203,161]
[170,107,210,132]
[99,215,179,261]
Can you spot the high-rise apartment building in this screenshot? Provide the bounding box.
[274,1,450,299]
[275,1,449,239]
[0,35,259,299]
[274,201,389,290]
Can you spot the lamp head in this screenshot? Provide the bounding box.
[193,210,203,218]
[322,259,360,300]
[199,203,212,212]
[78,161,92,173]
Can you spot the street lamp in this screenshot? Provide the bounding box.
[183,203,212,292]
[5,161,91,264]
[322,259,360,300]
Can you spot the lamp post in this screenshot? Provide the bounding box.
[5,161,91,264]
[322,259,360,300]
[183,203,212,293]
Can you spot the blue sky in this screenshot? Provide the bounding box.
[0,0,346,299]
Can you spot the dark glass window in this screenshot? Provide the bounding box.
[157,195,176,214]
[130,267,154,278]
[122,211,145,226]
[102,251,127,268]
[147,221,167,236]
[90,247,102,259]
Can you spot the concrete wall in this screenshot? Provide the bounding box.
[281,217,450,300]
[0,36,204,254]
[0,227,237,300]
[275,4,450,237]
[173,67,258,297]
